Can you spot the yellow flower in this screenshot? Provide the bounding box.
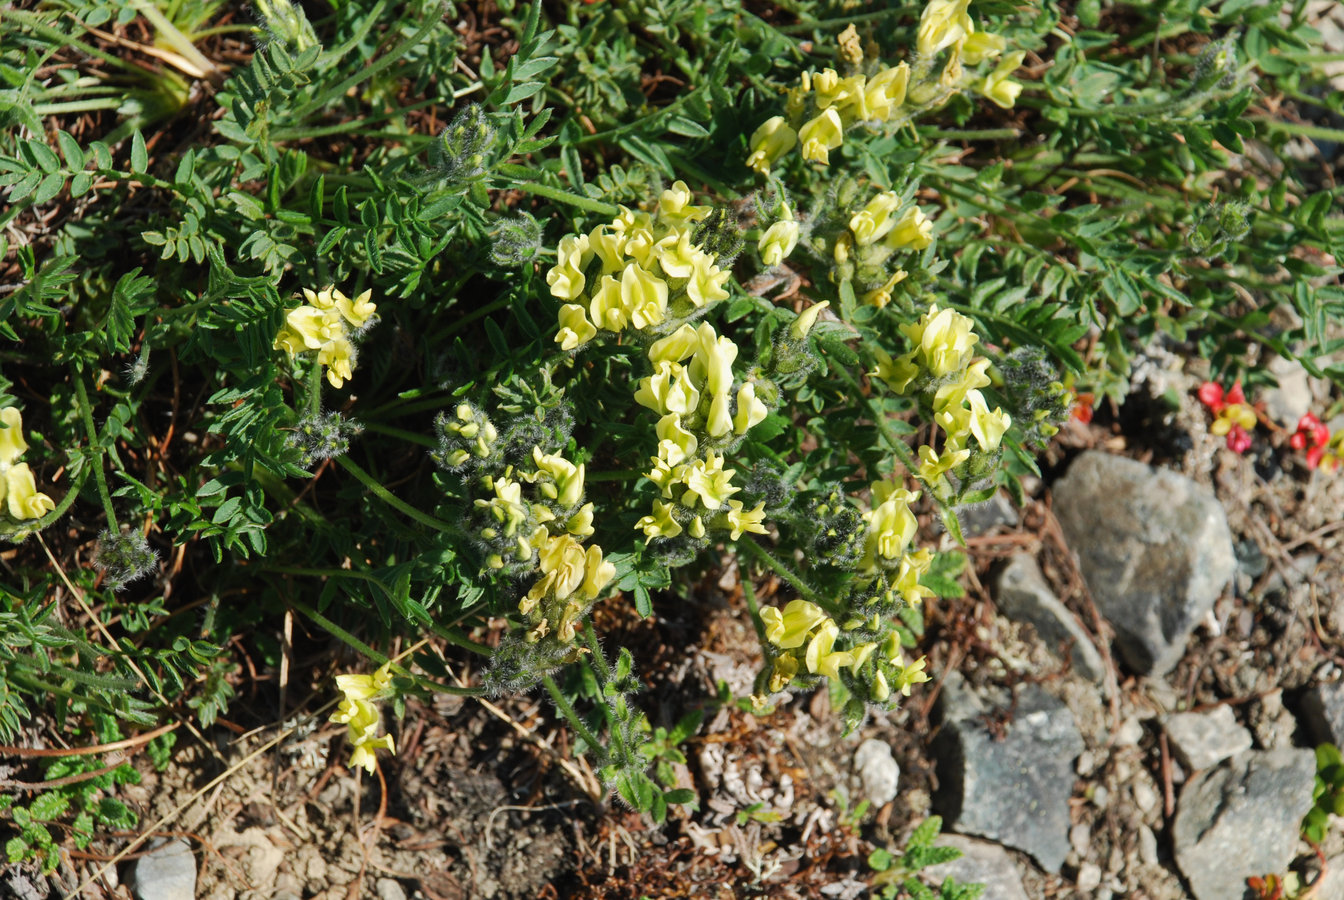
[932,357,991,411]
[348,734,396,774]
[804,619,854,678]
[892,655,931,696]
[686,253,731,308]
[725,499,767,540]
[655,413,699,466]
[528,447,585,508]
[733,383,768,434]
[967,390,1012,451]
[791,301,829,340]
[333,288,376,329]
[861,270,908,309]
[863,483,919,568]
[768,653,800,692]
[556,303,597,351]
[0,409,52,522]
[885,206,934,251]
[648,324,700,365]
[566,503,595,537]
[761,599,827,649]
[528,532,589,602]
[659,180,712,226]
[635,361,701,417]
[812,68,854,111]
[335,661,394,702]
[798,108,845,165]
[546,233,592,300]
[580,543,616,600]
[759,214,800,267]
[892,549,936,606]
[863,64,910,121]
[982,51,1025,109]
[917,443,970,482]
[317,337,356,388]
[680,452,739,510]
[902,304,978,377]
[849,192,902,246]
[620,263,670,331]
[872,347,921,395]
[961,31,1006,65]
[917,0,973,58]
[0,407,30,465]
[636,499,684,540]
[746,116,798,175]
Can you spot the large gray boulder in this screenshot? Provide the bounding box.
[1301,680,1344,745]
[1173,749,1316,900]
[1052,451,1236,676]
[933,681,1083,873]
[922,835,1030,900]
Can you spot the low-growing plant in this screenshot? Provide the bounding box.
[1,0,1341,879]
[868,815,985,900]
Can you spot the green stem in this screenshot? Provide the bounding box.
[736,538,840,618]
[919,127,1023,141]
[739,565,767,646]
[290,13,442,121]
[72,374,119,530]
[335,456,457,533]
[307,358,323,417]
[832,363,925,481]
[1256,118,1344,143]
[287,596,485,697]
[361,422,437,448]
[498,173,619,217]
[542,674,605,752]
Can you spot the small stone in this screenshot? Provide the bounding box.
[1052,452,1236,676]
[994,554,1105,683]
[1173,749,1316,900]
[1115,717,1145,747]
[1069,823,1091,857]
[130,839,196,900]
[1301,680,1344,745]
[1263,356,1313,426]
[853,738,900,808]
[922,835,1030,900]
[1132,779,1159,815]
[1076,750,1097,776]
[958,491,1019,537]
[1090,784,1109,809]
[933,683,1083,873]
[1138,825,1159,866]
[1163,705,1253,771]
[375,878,407,900]
[1077,862,1103,892]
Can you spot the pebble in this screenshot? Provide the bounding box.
[853,738,900,808]
[1069,823,1091,857]
[1077,862,1103,892]
[375,879,407,900]
[1052,452,1236,675]
[1138,825,1159,866]
[1114,717,1145,747]
[1301,680,1344,745]
[129,839,196,900]
[1162,705,1253,771]
[1090,784,1109,809]
[1132,780,1159,815]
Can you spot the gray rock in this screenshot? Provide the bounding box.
[130,839,196,900]
[1077,862,1103,892]
[1263,356,1312,427]
[853,738,900,808]
[995,554,1105,683]
[1173,749,1316,900]
[933,683,1083,873]
[922,834,1030,900]
[1052,451,1236,675]
[958,491,1019,537]
[1138,825,1159,866]
[1301,680,1344,745]
[1163,705,1253,771]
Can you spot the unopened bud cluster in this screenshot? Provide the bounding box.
[999,348,1072,447]
[95,529,159,590]
[288,409,361,466]
[430,105,497,187]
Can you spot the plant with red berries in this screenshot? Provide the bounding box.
[1291,414,1331,470]
[1197,381,1256,454]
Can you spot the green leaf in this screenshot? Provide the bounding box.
[130,130,148,174]
[32,173,64,205]
[56,131,85,169]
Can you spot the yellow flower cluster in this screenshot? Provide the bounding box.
[746,1,1025,174]
[547,182,731,350]
[0,407,54,521]
[917,0,1025,109]
[760,599,931,701]
[633,321,769,542]
[835,190,934,308]
[874,304,1011,484]
[468,442,613,645]
[329,662,395,774]
[439,402,499,468]
[517,531,615,644]
[274,286,377,389]
[475,445,597,571]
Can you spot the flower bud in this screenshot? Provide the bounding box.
[746,116,798,176]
